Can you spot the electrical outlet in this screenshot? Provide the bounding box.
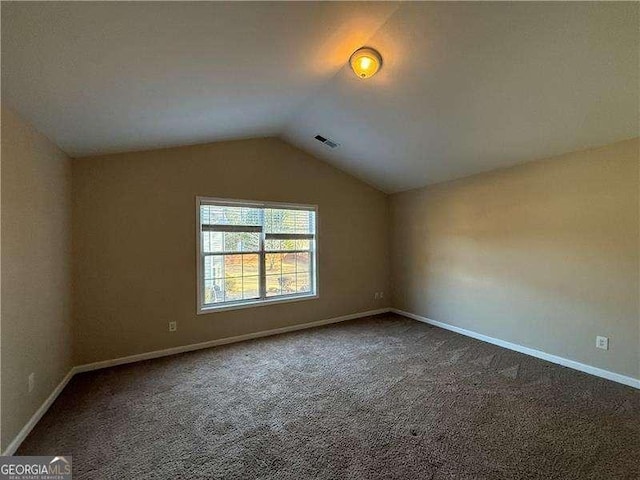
[374,292,379,300]
[596,336,608,350]
[169,321,177,332]
[380,291,384,299]
[28,373,35,393]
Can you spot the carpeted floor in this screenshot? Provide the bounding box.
[17,313,639,479]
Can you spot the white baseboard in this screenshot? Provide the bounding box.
[2,369,75,456]
[392,308,640,389]
[8,305,635,457]
[3,308,390,455]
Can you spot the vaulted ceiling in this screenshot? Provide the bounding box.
[2,2,638,192]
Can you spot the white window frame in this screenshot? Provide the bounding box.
[196,196,319,314]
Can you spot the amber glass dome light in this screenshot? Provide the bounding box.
[349,47,382,79]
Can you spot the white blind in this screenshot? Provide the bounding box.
[264,208,315,235]
[201,204,261,228]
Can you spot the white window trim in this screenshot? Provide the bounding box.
[196,196,319,315]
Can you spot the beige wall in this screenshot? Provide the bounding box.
[391,139,639,379]
[2,111,637,452]
[72,138,390,364]
[1,108,73,451]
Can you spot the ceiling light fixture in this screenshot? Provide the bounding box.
[349,47,382,79]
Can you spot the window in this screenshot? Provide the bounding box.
[197,197,318,313]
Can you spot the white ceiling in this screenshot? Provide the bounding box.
[2,2,638,193]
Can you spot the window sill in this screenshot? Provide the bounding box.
[197,293,319,315]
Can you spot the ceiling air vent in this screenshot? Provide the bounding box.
[314,134,339,149]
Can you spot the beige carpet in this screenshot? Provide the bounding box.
[17,314,639,479]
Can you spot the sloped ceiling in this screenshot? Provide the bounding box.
[2,1,638,193]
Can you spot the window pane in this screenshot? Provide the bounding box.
[204,279,214,303]
[243,254,259,276]
[282,253,296,274]
[295,239,311,250]
[265,237,311,252]
[266,274,281,297]
[204,255,224,280]
[223,232,259,252]
[281,238,297,251]
[266,238,299,252]
[204,278,225,304]
[265,253,281,275]
[224,255,243,277]
[224,278,242,301]
[281,274,296,295]
[265,239,281,251]
[295,252,310,273]
[296,272,312,294]
[243,276,259,300]
[202,231,222,253]
[205,232,259,253]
